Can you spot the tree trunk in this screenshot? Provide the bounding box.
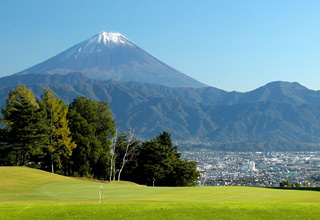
[15,150,19,166]
[113,163,116,181]
[109,129,118,182]
[117,153,127,181]
[118,166,124,181]
[51,154,54,173]
[117,128,134,181]
[109,155,113,182]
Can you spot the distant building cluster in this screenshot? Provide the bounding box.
[181,150,320,187]
[241,161,258,172]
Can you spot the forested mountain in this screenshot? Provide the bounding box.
[4,31,320,150]
[3,72,320,106]
[1,72,320,151]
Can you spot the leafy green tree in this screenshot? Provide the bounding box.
[136,139,170,185]
[280,180,292,187]
[135,131,199,186]
[294,181,301,187]
[67,97,115,179]
[169,157,200,186]
[1,85,48,166]
[39,89,76,173]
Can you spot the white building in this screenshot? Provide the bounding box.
[241,161,258,172]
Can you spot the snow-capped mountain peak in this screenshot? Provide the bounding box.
[15,32,206,88]
[68,32,134,58]
[89,32,132,45]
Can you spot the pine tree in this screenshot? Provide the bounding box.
[39,89,76,173]
[1,85,48,165]
[134,131,200,186]
[67,97,115,179]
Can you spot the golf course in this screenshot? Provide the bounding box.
[1,167,320,219]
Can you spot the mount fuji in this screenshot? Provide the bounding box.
[15,32,206,88]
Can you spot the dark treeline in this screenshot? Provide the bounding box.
[0,85,199,186]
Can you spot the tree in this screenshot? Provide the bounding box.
[109,128,118,181]
[67,97,115,179]
[170,158,200,186]
[280,180,292,187]
[117,128,139,181]
[0,127,12,165]
[39,89,76,173]
[109,128,138,182]
[294,181,301,187]
[135,131,200,186]
[136,139,171,185]
[1,85,48,166]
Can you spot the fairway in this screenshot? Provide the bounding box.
[1,167,320,219]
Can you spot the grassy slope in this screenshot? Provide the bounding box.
[1,167,320,219]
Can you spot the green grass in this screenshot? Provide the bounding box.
[1,166,320,219]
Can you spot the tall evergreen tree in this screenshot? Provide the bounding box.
[1,85,48,165]
[67,97,115,179]
[39,89,76,173]
[134,131,200,186]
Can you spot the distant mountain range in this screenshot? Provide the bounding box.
[1,72,320,151]
[2,32,320,151]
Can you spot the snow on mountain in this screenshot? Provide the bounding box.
[15,32,206,88]
[61,32,133,59]
[94,32,133,45]
[73,32,134,56]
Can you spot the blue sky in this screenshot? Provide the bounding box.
[1,0,320,92]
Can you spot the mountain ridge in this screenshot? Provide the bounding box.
[1,73,320,150]
[5,72,320,106]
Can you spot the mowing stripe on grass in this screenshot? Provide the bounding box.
[0,188,98,196]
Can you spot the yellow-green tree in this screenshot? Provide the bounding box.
[39,89,76,173]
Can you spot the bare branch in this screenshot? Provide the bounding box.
[109,127,119,182]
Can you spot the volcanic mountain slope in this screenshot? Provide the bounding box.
[15,32,206,88]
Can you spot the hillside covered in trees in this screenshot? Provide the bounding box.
[0,85,199,186]
[1,73,320,151]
